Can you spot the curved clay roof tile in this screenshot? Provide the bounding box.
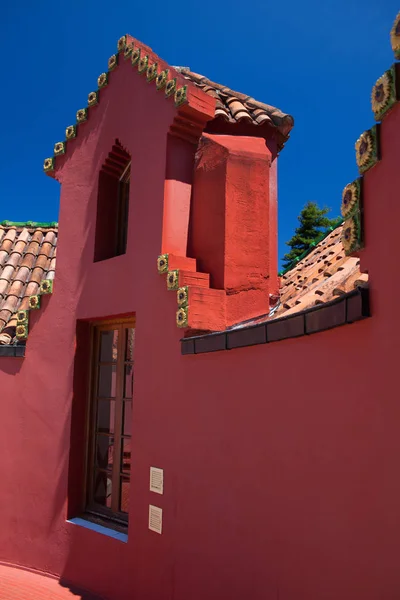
[179,68,294,148]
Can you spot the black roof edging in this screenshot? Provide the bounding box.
[180,286,370,355]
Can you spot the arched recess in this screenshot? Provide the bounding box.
[94,140,131,262]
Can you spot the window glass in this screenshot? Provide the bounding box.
[95,435,114,470]
[97,400,115,434]
[100,330,118,362]
[94,471,112,508]
[121,438,131,474]
[98,364,117,398]
[86,320,135,525]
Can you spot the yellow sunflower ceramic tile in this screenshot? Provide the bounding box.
[97,72,108,89]
[108,54,118,71]
[157,254,169,274]
[40,279,53,294]
[355,126,380,174]
[54,141,66,156]
[147,63,158,82]
[341,179,361,220]
[177,286,189,308]
[29,295,41,310]
[17,310,28,324]
[138,55,148,74]
[167,270,179,291]
[117,35,127,52]
[390,12,400,59]
[174,86,188,107]
[43,157,55,172]
[124,44,133,60]
[88,91,99,107]
[176,307,189,328]
[66,125,77,140]
[76,108,88,123]
[371,66,398,121]
[156,69,169,90]
[131,48,141,67]
[341,214,362,255]
[16,324,28,340]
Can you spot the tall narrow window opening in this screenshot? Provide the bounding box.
[86,318,135,526]
[94,140,131,262]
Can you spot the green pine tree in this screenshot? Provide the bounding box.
[281,202,338,270]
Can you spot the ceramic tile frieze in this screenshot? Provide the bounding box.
[14,282,53,341]
[43,36,193,175]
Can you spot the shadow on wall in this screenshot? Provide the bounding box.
[0,357,23,375]
[58,578,105,599]
[0,562,105,600]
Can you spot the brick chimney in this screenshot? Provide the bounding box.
[187,133,278,327]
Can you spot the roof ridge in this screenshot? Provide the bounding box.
[0,220,59,229]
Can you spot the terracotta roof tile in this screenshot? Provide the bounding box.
[0,224,58,344]
[274,224,367,319]
[175,67,294,150]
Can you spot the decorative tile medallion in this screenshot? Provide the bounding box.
[341,213,362,255]
[66,125,77,140]
[371,66,398,121]
[43,157,55,172]
[124,44,133,60]
[108,54,118,71]
[341,179,362,220]
[131,48,141,66]
[355,125,380,174]
[76,108,88,123]
[29,295,41,310]
[97,72,108,89]
[138,55,149,74]
[174,86,188,107]
[176,307,188,328]
[117,36,127,52]
[40,279,53,294]
[177,286,189,308]
[17,310,28,324]
[390,12,400,59]
[156,69,169,90]
[88,91,99,107]
[157,254,169,274]
[167,270,179,291]
[16,324,28,340]
[54,141,66,156]
[165,78,177,97]
[147,62,158,82]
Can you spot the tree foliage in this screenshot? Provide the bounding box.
[281,202,338,270]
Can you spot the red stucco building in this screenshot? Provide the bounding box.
[0,13,399,600]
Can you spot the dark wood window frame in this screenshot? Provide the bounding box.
[85,317,135,527]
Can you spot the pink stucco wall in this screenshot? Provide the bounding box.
[0,57,400,600]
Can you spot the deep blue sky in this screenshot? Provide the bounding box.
[1,1,398,264]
